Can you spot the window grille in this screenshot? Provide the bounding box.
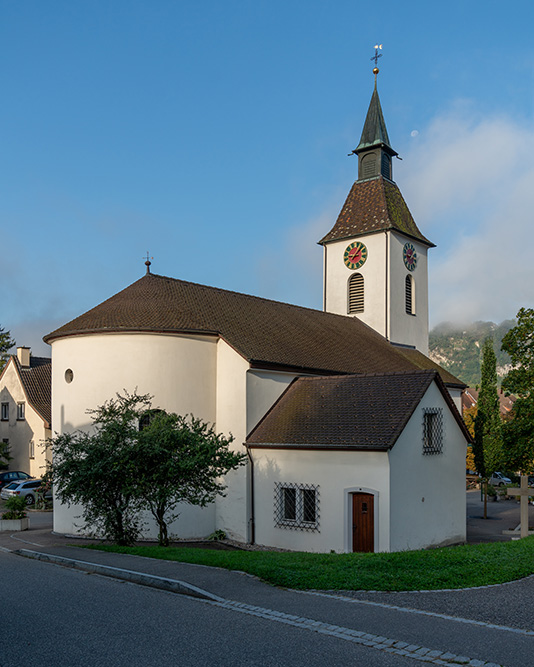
[423,408,443,454]
[348,273,364,314]
[405,275,415,315]
[274,482,320,531]
[381,153,391,179]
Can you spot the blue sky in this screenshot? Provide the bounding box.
[2,1,534,355]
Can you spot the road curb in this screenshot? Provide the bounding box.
[13,548,225,602]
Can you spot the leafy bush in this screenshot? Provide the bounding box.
[2,496,27,519]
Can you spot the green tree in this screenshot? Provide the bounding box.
[136,411,246,546]
[0,325,15,371]
[0,440,12,470]
[473,338,503,517]
[50,391,152,545]
[501,307,534,473]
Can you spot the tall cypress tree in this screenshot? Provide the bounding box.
[473,338,503,516]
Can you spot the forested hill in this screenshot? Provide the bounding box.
[428,320,515,387]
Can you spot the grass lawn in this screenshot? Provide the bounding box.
[85,536,534,591]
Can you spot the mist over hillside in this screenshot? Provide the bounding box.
[428,320,515,387]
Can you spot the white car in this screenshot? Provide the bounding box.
[0,479,44,505]
[489,472,512,486]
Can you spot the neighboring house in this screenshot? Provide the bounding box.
[0,347,51,478]
[462,387,515,418]
[43,73,469,552]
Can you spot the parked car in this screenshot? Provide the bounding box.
[0,470,32,491]
[0,479,46,505]
[489,472,512,486]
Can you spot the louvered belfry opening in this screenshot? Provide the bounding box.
[405,274,414,315]
[348,273,364,313]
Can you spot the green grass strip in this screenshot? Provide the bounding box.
[84,536,534,591]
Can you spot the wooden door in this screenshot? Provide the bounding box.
[352,493,374,552]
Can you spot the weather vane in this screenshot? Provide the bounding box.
[371,44,383,67]
[144,251,153,274]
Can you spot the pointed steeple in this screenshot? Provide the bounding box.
[352,73,398,181]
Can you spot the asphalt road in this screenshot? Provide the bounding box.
[0,549,414,667]
[2,491,534,666]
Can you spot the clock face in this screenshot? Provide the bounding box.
[344,242,368,270]
[403,243,417,271]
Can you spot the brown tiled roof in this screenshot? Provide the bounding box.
[394,347,465,388]
[14,356,51,427]
[44,273,461,384]
[318,177,434,247]
[247,370,470,449]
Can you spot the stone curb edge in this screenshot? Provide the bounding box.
[13,548,225,603]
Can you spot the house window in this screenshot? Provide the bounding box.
[274,482,320,531]
[405,275,415,315]
[1,403,8,421]
[348,273,364,314]
[29,440,35,459]
[17,402,25,421]
[423,408,443,455]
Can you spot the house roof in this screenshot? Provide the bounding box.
[44,273,463,386]
[247,369,471,450]
[0,356,52,428]
[318,177,434,247]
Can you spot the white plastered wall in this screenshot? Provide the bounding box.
[388,232,429,355]
[213,339,250,541]
[251,448,390,553]
[388,381,467,551]
[0,359,50,478]
[51,333,218,538]
[323,233,388,337]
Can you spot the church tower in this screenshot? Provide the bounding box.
[319,65,434,354]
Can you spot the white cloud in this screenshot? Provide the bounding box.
[398,105,534,327]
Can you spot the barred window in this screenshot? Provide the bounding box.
[348,273,364,314]
[423,408,443,454]
[274,482,319,531]
[405,275,415,315]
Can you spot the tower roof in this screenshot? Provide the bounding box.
[318,176,435,246]
[354,83,397,157]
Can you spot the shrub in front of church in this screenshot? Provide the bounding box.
[49,391,246,547]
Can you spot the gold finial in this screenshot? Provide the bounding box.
[144,251,153,274]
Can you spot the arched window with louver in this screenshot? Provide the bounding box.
[405,275,415,315]
[348,273,364,314]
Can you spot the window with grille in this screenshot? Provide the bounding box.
[348,273,364,314]
[405,275,415,315]
[274,482,320,531]
[423,408,443,454]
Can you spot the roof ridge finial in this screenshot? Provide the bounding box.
[371,43,382,87]
[144,251,153,274]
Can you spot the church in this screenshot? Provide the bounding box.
[45,70,470,553]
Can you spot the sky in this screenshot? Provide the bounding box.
[2,0,534,356]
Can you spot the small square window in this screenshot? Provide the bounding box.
[1,403,8,421]
[17,403,25,420]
